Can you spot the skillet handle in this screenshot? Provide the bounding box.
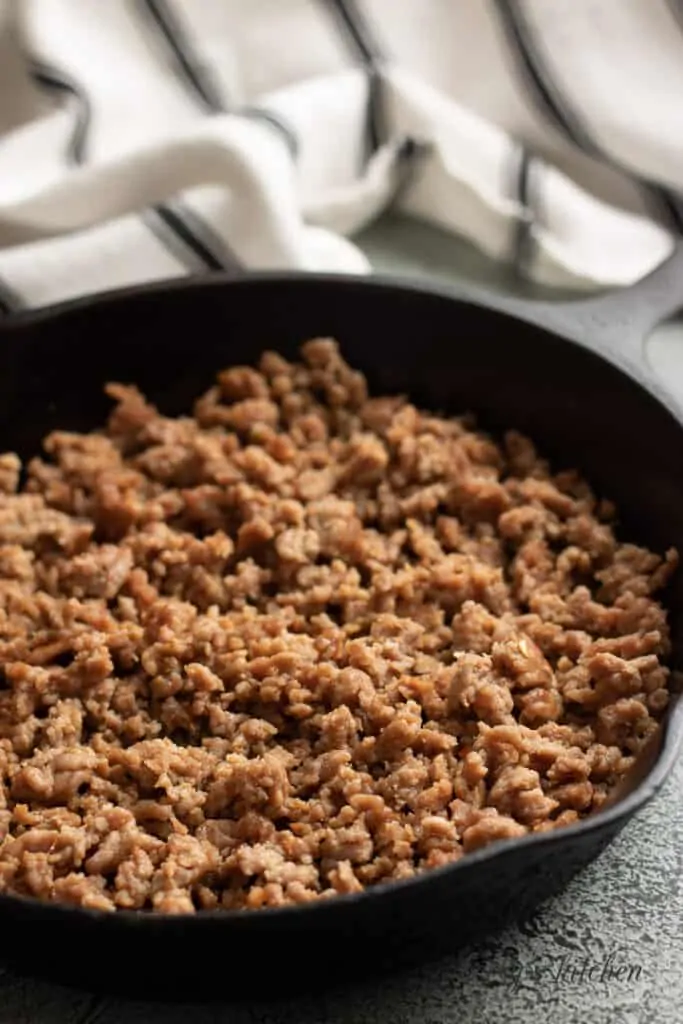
[548,238,683,360]
[472,240,683,385]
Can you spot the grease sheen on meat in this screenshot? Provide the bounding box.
[0,340,675,913]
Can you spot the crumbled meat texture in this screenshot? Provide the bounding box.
[0,339,675,913]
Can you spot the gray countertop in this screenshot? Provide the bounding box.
[3,215,682,1024]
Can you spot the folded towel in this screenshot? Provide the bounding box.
[0,0,680,312]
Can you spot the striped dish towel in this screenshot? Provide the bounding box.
[0,0,681,313]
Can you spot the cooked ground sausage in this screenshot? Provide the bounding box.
[0,339,675,913]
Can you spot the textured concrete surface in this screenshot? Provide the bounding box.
[2,216,681,1022]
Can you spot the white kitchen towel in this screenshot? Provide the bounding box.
[0,0,682,313]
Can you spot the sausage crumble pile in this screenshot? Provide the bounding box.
[0,340,675,914]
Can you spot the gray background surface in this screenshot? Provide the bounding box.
[3,216,682,1023]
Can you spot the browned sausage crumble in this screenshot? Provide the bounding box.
[0,339,675,914]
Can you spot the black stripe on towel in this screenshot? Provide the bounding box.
[492,0,683,234]
[28,58,91,164]
[154,205,224,271]
[662,1,683,224]
[28,53,234,273]
[323,0,385,159]
[511,146,536,273]
[326,0,382,64]
[138,0,298,155]
[144,206,226,272]
[165,201,242,271]
[384,136,429,210]
[241,108,299,159]
[491,0,594,152]
[139,0,223,113]
[657,190,683,233]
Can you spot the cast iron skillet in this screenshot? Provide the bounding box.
[0,249,682,1000]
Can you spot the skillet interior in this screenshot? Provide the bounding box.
[0,273,681,999]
